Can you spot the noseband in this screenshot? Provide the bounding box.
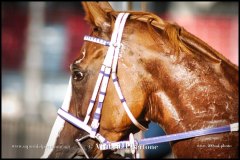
[57,13,239,158]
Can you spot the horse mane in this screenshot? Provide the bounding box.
[108,11,238,71]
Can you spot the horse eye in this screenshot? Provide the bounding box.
[73,71,84,81]
[93,26,101,32]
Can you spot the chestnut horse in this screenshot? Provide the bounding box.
[42,2,238,158]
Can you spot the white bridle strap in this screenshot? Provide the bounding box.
[84,65,105,124]
[84,13,125,125]
[58,108,92,134]
[90,13,129,137]
[114,13,147,131]
[90,12,147,134]
[84,36,110,46]
[103,13,125,67]
[84,13,147,132]
[112,74,147,131]
[111,13,147,131]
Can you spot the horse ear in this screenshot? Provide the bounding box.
[98,2,114,12]
[82,2,113,29]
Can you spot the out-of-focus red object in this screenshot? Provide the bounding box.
[168,15,238,65]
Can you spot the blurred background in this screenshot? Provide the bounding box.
[1,2,238,158]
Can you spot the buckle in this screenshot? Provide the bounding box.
[110,42,122,49]
[75,135,91,159]
[129,133,138,158]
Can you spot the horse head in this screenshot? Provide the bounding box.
[42,2,238,158]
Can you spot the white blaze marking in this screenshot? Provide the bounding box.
[75,49,86,64]
[41,77,72,158]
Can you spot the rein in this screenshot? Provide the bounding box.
[99,123,238,151]
[57,12,239,158]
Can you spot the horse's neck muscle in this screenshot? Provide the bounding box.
[144,54,238,135]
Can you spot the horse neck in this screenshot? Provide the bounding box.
[142,49,239,135]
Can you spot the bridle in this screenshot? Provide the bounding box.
[58,13,145,158]
[57,13,239,158]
